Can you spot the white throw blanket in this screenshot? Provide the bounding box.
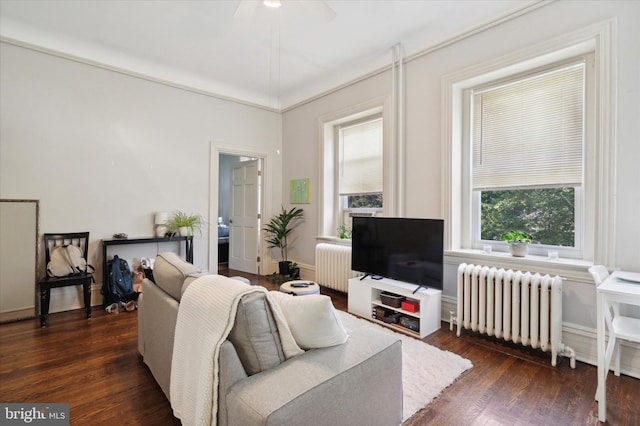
[170,275,302,426]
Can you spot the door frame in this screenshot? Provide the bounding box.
[210,143,270,275]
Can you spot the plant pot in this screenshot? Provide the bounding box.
[289,267,300,279]
[508,242,528,257]
[278,261,291,276]
[178,226,190,237]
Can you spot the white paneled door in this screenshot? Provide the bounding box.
[229,159,260,273]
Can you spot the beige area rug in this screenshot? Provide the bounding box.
[337,311,473,422]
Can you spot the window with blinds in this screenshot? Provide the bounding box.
[337,115,383,227]
[338,117,383,196]
[472,62,585,190]
[470,58,588,250]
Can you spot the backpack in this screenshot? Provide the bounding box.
[47,245,95,277]
[103,255,137,305]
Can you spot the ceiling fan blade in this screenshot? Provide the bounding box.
[298,0,336,23]
[234,0,259,19]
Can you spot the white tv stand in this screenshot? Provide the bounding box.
[348,276,441,338]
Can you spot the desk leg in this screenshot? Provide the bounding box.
[186,237,194,263]
[596,292,606,422]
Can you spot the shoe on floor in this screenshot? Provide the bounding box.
[105,303,119,314]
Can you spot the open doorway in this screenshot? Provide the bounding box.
[218,154,262,275]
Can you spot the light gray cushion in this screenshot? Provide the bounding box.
[228,292,286,376]
[153,252,200,301]
[269,291,349,350]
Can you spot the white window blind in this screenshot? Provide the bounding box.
[472,62,585,190]
[339,117,383,195]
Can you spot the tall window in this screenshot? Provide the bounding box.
[469,57,590,257]
[337,115,383,230]
[446,25,614,266]
[319,98,393,239]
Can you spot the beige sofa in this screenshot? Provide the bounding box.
[138,252,403,425]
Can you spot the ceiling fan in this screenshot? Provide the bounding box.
[234,0,336,23]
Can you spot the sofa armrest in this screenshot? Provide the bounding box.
[217,340,249,426]
[138,278,180,400]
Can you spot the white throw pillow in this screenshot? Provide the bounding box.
[269,291,349,350]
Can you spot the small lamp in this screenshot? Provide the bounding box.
[154,212,169,237]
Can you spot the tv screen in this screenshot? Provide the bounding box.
[351,217,444,291]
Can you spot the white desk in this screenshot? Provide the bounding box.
[596,270,640,422]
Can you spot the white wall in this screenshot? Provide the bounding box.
[282,1,640,372]
[0,42,283,311]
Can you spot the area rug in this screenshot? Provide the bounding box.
[337,311,473,422]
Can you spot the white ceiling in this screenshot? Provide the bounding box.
[0,0,539,110]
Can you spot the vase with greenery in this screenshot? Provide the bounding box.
[263,206,304,275]
[166,211,205,237]
[337,224,352,239]
[501,230,532,257]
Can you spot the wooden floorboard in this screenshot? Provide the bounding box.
[1,269,638,425]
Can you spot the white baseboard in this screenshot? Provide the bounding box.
[47,283,103,314]
[299,263,316,283]
[441,295,640,379]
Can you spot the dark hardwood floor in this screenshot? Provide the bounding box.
[1,268,638,425]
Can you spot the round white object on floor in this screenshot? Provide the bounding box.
[280,280,320,296]
[231,276,250,285]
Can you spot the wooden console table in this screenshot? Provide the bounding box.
[102,236,193,287]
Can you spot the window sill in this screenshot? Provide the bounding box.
[316,236,352,246]
[445,249,593,282]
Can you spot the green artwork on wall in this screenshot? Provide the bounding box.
[290,178,311,204]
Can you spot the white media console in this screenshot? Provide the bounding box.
[348,276,442,338]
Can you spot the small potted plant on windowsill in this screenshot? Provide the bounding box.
[501,231,533,257]
[337,225,352,239]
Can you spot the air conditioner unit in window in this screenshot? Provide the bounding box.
[342,209,379,229]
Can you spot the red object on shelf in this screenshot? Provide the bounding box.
[401,299,419,313]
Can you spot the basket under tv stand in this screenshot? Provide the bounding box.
[348,276,441,339]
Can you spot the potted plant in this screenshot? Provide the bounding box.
[501,231,533,257]
[288,261,301,280]
[166,211,205,237]
[337,224,352,239]
[263,206,304,275]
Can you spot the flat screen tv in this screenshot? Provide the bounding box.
[351,217,444,292]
